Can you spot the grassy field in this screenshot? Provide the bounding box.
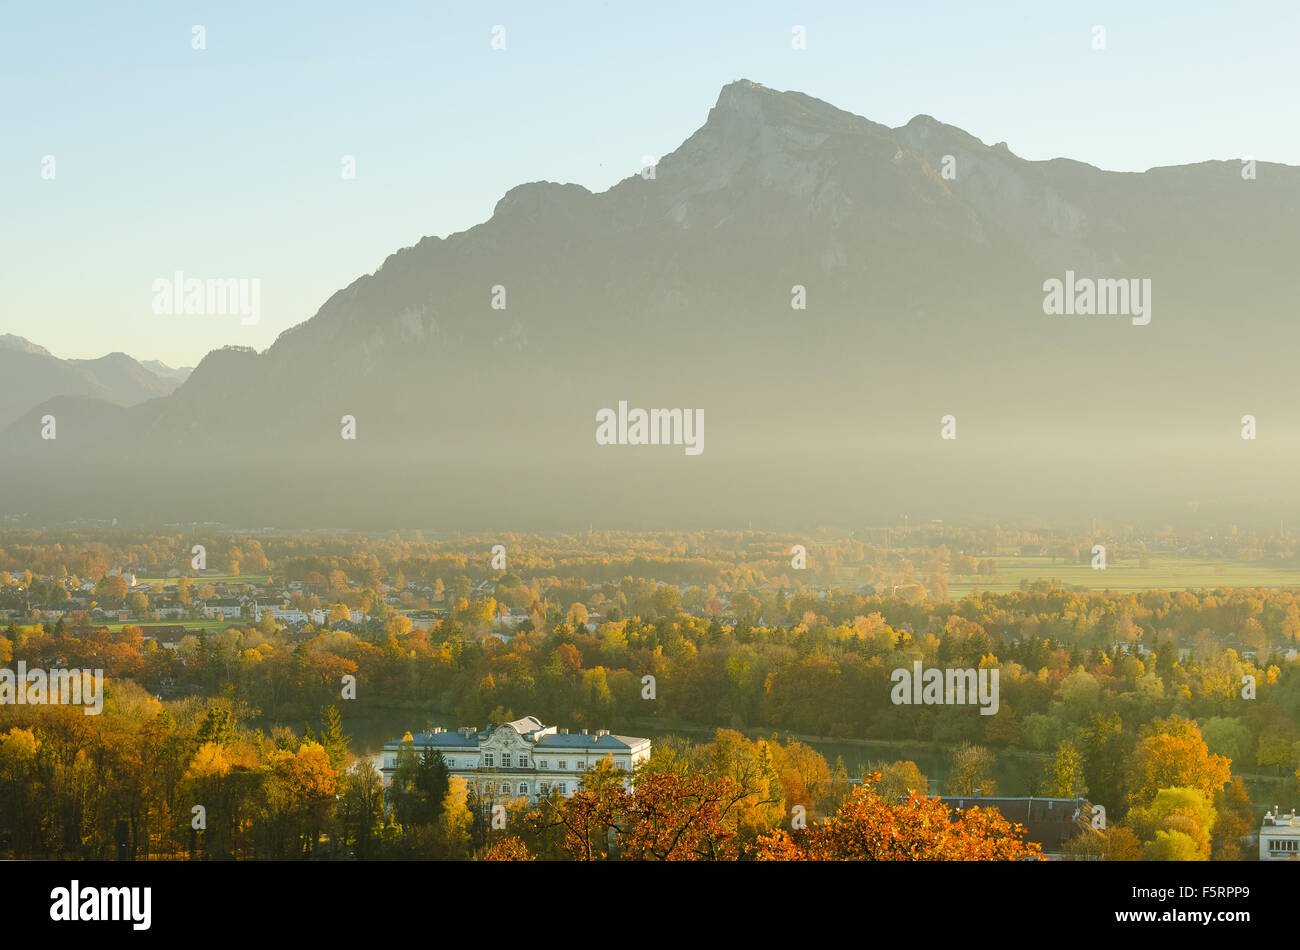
[134,574,270,588]
[945,554,1300,599]
[103,619,236,633]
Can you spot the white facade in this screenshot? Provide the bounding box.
[203,600,244,620]
[1259,808,1300,860]
[253,605,307,624]
[380,716,651,803]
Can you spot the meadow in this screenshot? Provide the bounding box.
[946,554,1300,599]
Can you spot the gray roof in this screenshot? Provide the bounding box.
[382,719,647,752]
[382,731,482,751]
[534,734,645,751]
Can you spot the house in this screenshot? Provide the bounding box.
[379,716,651,803]
[938,794,1094,858]
[203,598,244,620]
[254,605,307,624]
[405,609,440,630]
[1259,807,1300,860]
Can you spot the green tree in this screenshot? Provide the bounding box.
[1039,740,1088,798]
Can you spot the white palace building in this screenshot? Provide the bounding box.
[380,716,651,802]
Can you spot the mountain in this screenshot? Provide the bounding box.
[0,337,182,429]
[140,360,194,382]
[0,334,53,358]
[4,80,1300,529]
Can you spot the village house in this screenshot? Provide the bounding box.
[202,598,246,620]
[254,604,308,624]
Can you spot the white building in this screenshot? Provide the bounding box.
[380,716,651,803]
[253,604,307,624]
[203,598,245,620]
[1259,808,1300,860]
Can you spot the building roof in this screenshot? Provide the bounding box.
[381,717,648,752]
[505,716,544,735]
[1261,810,1300,835]
[534,733,645,751]
[938,796,1092,852]
[383,731,482,751]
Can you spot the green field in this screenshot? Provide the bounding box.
[945,554,1300,599]
[134,573,270,588]
[103,619,236,634]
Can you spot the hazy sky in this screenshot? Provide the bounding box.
[3,0,1297,366]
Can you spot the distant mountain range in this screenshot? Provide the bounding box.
[0,334,191,428]
[4,80,1299,529]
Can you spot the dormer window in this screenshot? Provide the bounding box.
[484,752,494,768]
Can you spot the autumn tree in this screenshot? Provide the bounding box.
[1127,787,1217,860]
[524,769,761,861]
[757,773,1042,861]
[1211,776,1253,861]
[1125,718,1231,811]
[868,760,929,801]
[943,742,998,796]
[484,835,535,860]
[1039,740,1088,798]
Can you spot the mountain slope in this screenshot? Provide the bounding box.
[0,338,180,429]
[4,80,1299,528]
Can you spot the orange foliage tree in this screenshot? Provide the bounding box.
[756,772,1044,861]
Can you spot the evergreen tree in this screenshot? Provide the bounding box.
[415,746,451,824]
[319,705,351,771]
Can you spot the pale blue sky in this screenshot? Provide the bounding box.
[3,0,1296,366]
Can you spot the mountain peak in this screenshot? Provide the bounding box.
[0,334,51,357]
[714,78,769,104]
[705,80,890,143]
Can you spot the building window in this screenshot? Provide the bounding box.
[518,783,528,795]
[500,783,510,795]
[445,759,455,768]
[539,760,548,769]
[519,755,529,768]
[502,753,512,768]
[484,752,494,768]
[558,761,567,770]
[557,783,567,795]
[540,783,550,794]
[1268,838,1299,855]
